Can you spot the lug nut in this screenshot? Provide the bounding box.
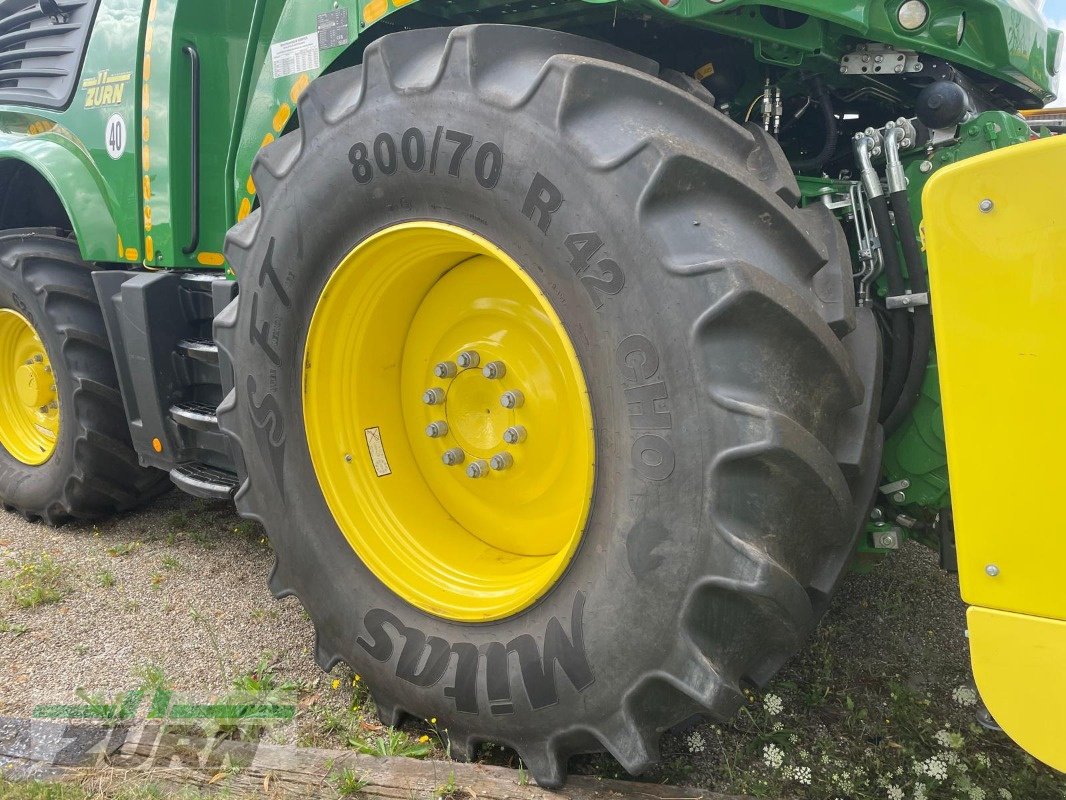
[422,387,446,405]
[490,452,514,471]
[33,354,42,363]
[456,351,480,369]
[979,198,994,213]
[433,361,457,379]
[482,361,506,379]
[426,421,449,438]
[442,448,465,466]
[500,390,524,409]
[503,425,527,445]
[466,459,489,478]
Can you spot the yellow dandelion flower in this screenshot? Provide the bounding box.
[353,675,361,683]
[331,679,340,690]
[430,717,437,724]
[418,735,430,743]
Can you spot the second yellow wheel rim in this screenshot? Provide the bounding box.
[303,222,595,622]
[0,309,59,465]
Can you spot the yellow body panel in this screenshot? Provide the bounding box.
[924,133,1066,771]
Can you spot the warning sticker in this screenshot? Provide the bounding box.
[271,33,320,79]
[317,9,350,50]
[364,427,392,478]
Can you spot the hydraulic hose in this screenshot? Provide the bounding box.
[790,78,837,174]
[855,133,910,418]
[883,187,932,435]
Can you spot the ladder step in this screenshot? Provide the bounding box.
[170,401,218,431]
[169,464,238,501]
[177,337,219,366]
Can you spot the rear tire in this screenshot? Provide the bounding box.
[0,229,168,523]
[217,25,881,786]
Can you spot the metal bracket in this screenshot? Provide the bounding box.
[840,44,924,76]
[886,291,930,310]
[879,479,911,494]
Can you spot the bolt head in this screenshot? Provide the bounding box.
[422,387,446,406]
[425,421,449,438]
[466,459,488,479]
[870,507,885,522]
[979,199,994,213]
[878,535,895,548]
[442,448,465,466]
[433,361,458,379]
[985,564,1000,577]
[891,491,907,504]
[503,425,527,445]
[344,453,353,463]
[490,452,514,471]
[483,361,506,380]
[919,160,933,173]
[456,351,480,369]
[33,354,42,363]
[500,390,524,409]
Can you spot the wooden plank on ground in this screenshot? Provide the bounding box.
[109,730,747,800]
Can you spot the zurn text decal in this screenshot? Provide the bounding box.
[358,594,593,715]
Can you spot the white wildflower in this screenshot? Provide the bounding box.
[763,693,784,716]
[952,685,978,707]
[997,790,1012,800]
[684,730,706,754]
[762,743,784,769]
[923,757,948,781]
[772,721,783,732]
[887,787,904,800]
[934,728,965,750]
[975,753,991,768]
[943,751,959,766]
[968,787,986,800]
[789,765,812,785]
[821,753,831,765]
[914,783,928,800]
[789,733,800,745]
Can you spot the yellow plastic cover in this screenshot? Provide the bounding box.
[924,134,1066,772]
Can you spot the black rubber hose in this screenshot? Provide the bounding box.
[790,79,837,173]
[883,189,933,435]
[870,193,911,418]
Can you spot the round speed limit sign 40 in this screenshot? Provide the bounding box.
[105,114,127,160]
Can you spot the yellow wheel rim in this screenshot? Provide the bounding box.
[0,309,59,465]
[303,222,595,622]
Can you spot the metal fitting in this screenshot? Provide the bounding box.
[853,133,885,199]
[442,448,465,466]
[891,490,907,504]
[979,198,994,213]
[433,361,458,379]
[500,390,525,409]
[490,452,514,471]
[422,388,446,406]
[884,124,909,194]
[456,351,481,369]
[466,459,489,479]
[482,361,506,379]
[503,425,527,445]
[985,564,1000,577]
[425,421,449,438]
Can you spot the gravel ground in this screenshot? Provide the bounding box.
[0,491,320,715]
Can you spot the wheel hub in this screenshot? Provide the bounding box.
[0,309,59,465]
[303,222,595,622]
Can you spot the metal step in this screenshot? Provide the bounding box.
[170,401,218,431]
[169,464,238,500]
[177,337,219,366]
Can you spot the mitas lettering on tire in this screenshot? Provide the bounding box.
[215,25,881,787]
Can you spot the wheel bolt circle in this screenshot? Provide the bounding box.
[426,420,449,438]
[503,425,527,445]
[466,459,489,479]
[422,387,446,405]
[482,361,506,379]
[490,452,514,471]
[456,351,480,369]
[500,390,524,409]
[442,448,465,466]
[434,361,457,379]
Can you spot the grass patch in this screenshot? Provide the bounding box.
[331,767,369,797]
[0,618,28,636]
[2,553,67,608]
[96,570,116,588]
[351,727,433,759]
[105,542,139,558]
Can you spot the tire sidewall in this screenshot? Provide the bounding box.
[233,89,713,735]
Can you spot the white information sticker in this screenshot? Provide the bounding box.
[271,33,321,79]
[105,113,126,160]
[364,427,392,478]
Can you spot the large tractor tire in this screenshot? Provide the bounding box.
[216,25,881,786]
[0,229,168,523]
